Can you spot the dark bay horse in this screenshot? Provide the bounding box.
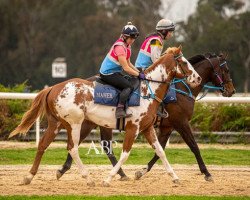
[56,53,235,182]
[10,46,198,186]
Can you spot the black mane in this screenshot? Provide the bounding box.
[187,55,206,65]
[188,53,217,65]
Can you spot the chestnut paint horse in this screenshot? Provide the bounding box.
[10,46,198,187]
[56,53,235,182]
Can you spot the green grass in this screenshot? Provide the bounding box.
[0,195,249,200]
[0,147,249,165]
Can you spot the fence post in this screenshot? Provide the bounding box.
[36,117,40,146]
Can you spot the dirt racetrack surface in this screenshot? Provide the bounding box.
[0,164,249,196]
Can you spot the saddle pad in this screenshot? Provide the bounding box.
[94,83,140,106]
[163,83,177,103]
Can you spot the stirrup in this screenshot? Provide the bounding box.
[115,108,132,119]
[116,112,132,119]
[157,109,168,118]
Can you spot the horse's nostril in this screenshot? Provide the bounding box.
[198,76,201,82]
[233,89,236,94]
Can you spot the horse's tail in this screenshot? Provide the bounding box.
[9,87,52,138]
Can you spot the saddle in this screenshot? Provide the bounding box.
[94,77,141,107]
[163,83,177,103]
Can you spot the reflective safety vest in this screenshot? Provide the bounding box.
[100,38,131,75]
[135,35,163,68]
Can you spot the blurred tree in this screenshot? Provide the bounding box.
[0,0,162,89]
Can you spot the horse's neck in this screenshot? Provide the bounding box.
[141,66,170,108]
[145,64,168,82]
[140,81,169,112]
[190,62,213,97]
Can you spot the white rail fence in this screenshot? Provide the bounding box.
[0,92,250,146]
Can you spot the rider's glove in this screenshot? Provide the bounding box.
[138,72,146,80]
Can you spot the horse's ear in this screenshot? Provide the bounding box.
[220,51,228,60]
[178,45,182,51]
[224,52,229,60]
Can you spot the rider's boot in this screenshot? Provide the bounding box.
[115,104,132,118]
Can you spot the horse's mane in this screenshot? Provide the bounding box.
[145,47,179,72]
[188,53,217,65]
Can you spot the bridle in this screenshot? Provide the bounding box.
[205,56,232,92]
[135,52,189,103]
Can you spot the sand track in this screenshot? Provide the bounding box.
[0,164,249,196]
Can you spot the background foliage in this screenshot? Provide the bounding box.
[0,83,249,140]
[0,0,249,92]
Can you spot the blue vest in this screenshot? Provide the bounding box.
[100,39,131,75]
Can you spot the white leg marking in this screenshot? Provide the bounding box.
[23,172,34,185]
[103,151,130,186]
[153,141,179,181]
[69,124,94,186]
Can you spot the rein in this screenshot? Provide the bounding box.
[169,56,228,101]
[133,80,168,103]
[134,52,187,103]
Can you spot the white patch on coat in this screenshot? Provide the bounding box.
[182,56,202,87]
[54,63,170,130]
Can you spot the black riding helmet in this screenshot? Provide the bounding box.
[122,22,139,39]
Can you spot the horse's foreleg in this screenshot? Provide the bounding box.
[175,122,213,181]
[57,120,97,180]
[135,125,173,180]
[103,126,138,187]
[100,126,128,180]
[23,115,60,185]
[143,125,179,183]
[67,123,95,187]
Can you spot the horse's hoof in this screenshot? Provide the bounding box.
[173,179,180,184]
[119,176,130,181]
[134,171,143,180]
[102,180,110,187]
[23,175,33,185]
[87,180,95,187]
[56,170,63,180]
[205,175,214,182]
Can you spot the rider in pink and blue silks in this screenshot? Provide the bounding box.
[135,19,176,69]
[99,22,144,119]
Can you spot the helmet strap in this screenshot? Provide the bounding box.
[157,31,167,40]
[121,35,129,45]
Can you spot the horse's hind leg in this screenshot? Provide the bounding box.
[56,120,97,180]
[23,115,60,185]
[66,123,95,187]
[135,125,173,180]
[100,126,128,181]
[143,125,179,183]
[174,121,212,181]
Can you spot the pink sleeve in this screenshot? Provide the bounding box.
[114,45,126,56]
